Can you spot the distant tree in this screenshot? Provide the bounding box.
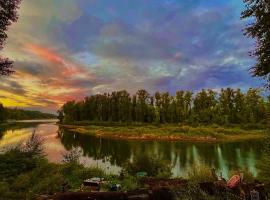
[62,101,77,122]
[0,103,6,122]
[241,0,270,88]
[57,109,64,123]
[184,91,193,122]
[219,88,235,124]
[160,92,171,123]
[175,91,185,123]
[193,89,217,123]
[59,88,268,125]
[154,92,162,123]
[0,0,22,75]
[245,88,264,123]
[233,89,246,123]
[136,89,150,122]
[131,95,137,122]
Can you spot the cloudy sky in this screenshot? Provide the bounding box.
[0,0,263,113]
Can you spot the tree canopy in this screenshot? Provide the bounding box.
[241,0,270,88]
[0,0,21,75]
[59,88,270,125]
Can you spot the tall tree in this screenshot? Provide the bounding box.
[245,88,264,123]
[0,103,6,122]
[154,92,162,123]
[0,0,21,75]
[193,89,217,123]
[241,0,270,88]
[160,92,171,123]
[59,88,268,125]
[219,88,235,124]
[233,89,246,123]
[136,89,150,122]
[175,91,185,123]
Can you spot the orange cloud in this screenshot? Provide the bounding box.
[26,44,64,63]
[25,44,89,77]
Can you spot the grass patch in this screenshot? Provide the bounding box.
[61,122,269,142]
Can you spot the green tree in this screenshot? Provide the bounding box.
[118,90,132,122]
[193,89,217,123]
[176,91,185,123]
[57,109,64,123]
[241,0,270,88]
[62,101,77,122]
[160,92,171,123]
[233,89,246,123]
[136,89,150,122]
[131,95,137,122]
[154,92,162,123]
[245,88,265,123]
[184,91,193,122]
[0,103,6,122]
[0,0,22,75]
[219,88,235,124]
[59,88,268,126]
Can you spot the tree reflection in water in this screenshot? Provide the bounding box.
[58,128,264,179]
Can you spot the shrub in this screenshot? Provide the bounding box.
[187,164,216,183]
[123,154,172,177]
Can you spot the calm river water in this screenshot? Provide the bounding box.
[0,121,266,179]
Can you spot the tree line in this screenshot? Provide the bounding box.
[58,88,270,125]
[0,104,56,122]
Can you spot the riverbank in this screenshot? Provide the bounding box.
[1,137,269,200]
[60,122,269,142]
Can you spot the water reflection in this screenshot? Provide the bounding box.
[58,128,263,178]
[0,123,264,179]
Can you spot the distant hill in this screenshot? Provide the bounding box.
[6,108,56,120]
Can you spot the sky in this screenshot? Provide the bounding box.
[0,0,264,113]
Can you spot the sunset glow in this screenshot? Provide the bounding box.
[0,0,263,113]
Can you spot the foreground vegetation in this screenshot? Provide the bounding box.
[0,103,56,121]
[1,134,270,200]
[61,122,268,142]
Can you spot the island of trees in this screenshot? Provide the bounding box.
[59,88,270,126]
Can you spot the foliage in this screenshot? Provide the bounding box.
[173,183,239,200]
[0,105,57,121]
[0,133,106,199]
[60,163,105,190]
[241,0,270,88]
[22,131,45,158]
[187,164,217,183]
[0,0,22,75]
[123,154,172,177]
[59,88,269,127]
[6,107,56,120]
[0,103,6,122]
[257,138,270,182]
[62,147,82,164]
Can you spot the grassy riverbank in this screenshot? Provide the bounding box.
[60,122,269,142]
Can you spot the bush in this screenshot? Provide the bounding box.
[60,163,106,190]
[187,164,216,183]
[123,154,172,177]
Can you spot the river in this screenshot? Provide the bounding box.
[0,121,266,179]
